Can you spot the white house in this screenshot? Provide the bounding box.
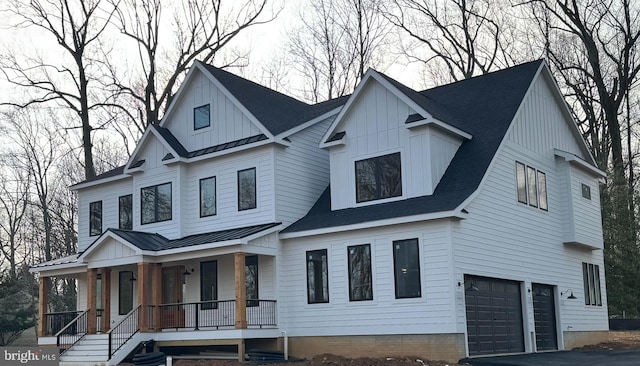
[31,60,609,365]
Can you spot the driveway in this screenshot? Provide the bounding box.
[460,349,640,366]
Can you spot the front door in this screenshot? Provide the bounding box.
[160,266,185,329]
[532,283,558,351]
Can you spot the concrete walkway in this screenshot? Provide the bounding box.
[461,349,640,366]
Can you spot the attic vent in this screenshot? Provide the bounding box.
[326,131,346,143]
[162,153,175,161]
[405,113,425,124]
[130,159,146,168]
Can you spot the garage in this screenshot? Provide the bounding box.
[465,275,525,356]
[532,283,558,351]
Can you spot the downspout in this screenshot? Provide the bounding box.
[281,330,288,360]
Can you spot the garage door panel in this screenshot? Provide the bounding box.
[465,275,525,356]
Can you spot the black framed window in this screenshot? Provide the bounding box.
[355,152,402,203]
[200,260,218,310]
[538,171,548,210]
[141,182,172,224]
[194,104,210,130]
[393,239,421,298]
[307,249,329,304]
[516,161,547,211]
[348,244,372,301]
[583,262,602,306]
[582,183,591,200]
[238,168,256,211]
[119,194,132,230]
[119,271,134,315]
[200,176,216,217]
[245,256,259,307]
[89,201,102,236]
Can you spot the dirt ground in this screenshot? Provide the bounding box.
[127,331,640,366]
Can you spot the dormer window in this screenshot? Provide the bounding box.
[194,104,210,130]
[141,182,172,224]
[355,152,402,203]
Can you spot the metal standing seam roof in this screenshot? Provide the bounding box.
[282,60,546,233]
[100,222,281,252]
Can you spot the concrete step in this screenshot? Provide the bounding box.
[59,362,108,366]
[59,354,109,362]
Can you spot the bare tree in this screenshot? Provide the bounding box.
[108,0,275,130]
[288,0,389,103]
[523,0,640,317]
[383,0,516,82]
[0,159,30,276]
[2,0,119,179]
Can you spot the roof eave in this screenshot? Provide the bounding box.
[69,173,131,191]
[280,210,466,239]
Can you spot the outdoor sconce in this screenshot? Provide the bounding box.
[129,275,137,281]
[457,280,479,292]
[561,289,577,299]
[183,268,194,276]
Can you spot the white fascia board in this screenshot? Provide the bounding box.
[87,255,145,269]
[124,127,153,170]
[30,262,86,276]
[280,210,467,239]
[554,149,606,178]
[69,173,131,191]
[78,231,143,262]
[277,106,342,140]
[320,70,378,145]
[540,65,597,166]
[322,138,345,148]
[159,63,201,128]
[405,118,473,140]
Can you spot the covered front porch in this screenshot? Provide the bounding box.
[34,224,281,364]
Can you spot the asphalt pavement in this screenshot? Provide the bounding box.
[460,349,640,366]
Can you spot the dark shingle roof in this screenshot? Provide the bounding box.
[283,60,544,233]
[152,125,189,157]
[69,165,126,188]
[92,223,281,252]
[202,65,311,135]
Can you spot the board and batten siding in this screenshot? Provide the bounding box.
[181,145,276,237]
[508,75,584,157]
[77,179,132,252]
[162,70,262,153]
[279,221,456,337]
[275,116,333,227]
[329,80,462,210]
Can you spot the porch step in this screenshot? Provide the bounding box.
[59,334,109,364]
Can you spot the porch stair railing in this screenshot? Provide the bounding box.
[108,305,140,359]
[56,309,90,356]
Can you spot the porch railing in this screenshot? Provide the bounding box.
[108,305,140,358]
[151,299,276,331]
[43,311,81,336]
[56,309,89,355]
